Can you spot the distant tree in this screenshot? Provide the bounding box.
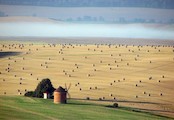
[34,78,55,98]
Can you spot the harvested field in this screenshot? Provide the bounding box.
[0,40,174,118]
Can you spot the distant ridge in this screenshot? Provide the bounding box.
[0,0,174,9]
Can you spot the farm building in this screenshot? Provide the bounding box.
[54,86,67,104]
[43,92,50,99]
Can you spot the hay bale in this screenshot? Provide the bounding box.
[149,77,152,80]
[86,97,90,100]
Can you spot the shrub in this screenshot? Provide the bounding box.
[24,91,35,97]
[113,103,118,108]
[34,78,55,98]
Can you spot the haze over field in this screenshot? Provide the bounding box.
[0,16,174,40]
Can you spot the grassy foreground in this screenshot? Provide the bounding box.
[0,96,172,120]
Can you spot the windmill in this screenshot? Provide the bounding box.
[65,83,71,99]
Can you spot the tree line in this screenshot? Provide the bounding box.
[0,0,174,9]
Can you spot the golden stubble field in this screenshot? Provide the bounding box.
[0,41,174,117]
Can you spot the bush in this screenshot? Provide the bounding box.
[34,78,55,98]
[113,103,118,108]
[24,91,35,97]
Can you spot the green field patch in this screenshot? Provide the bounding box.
[0,96,173,120]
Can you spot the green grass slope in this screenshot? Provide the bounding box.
[0,96,173,120]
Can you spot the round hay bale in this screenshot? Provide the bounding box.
[149,77,152,80]
[135,95,138,98]
[143,91,146,94]
[86,97,90,100]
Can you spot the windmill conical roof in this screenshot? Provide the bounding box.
[55,86,66,92]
